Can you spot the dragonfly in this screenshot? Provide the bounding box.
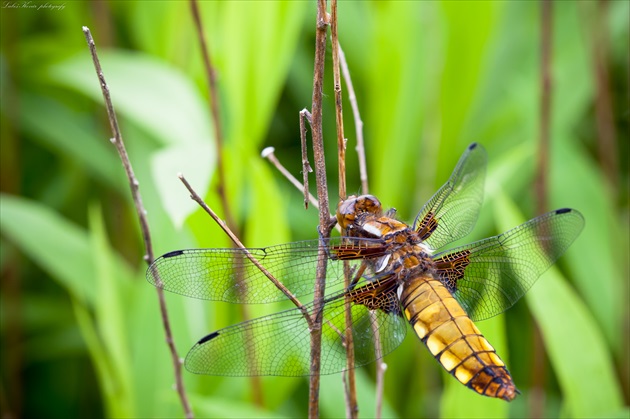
[147,143,584,401]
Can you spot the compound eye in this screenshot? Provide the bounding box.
[358,195,383,216]
[336,196,359,229]
[336,195,383,229]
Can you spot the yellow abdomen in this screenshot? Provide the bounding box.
[400,275,518,401]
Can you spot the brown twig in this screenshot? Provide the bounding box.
[82,26,194,419]
[330,1,358,417]
[331,2,346,203]
[262,147,319,208]
[339,35,386,419]
[189,0,237,234]
[589,0,619,195]
[533,1,552,417]
[308,1,331,417]
[262,148,343,235]
[300,109,315,209]
[338,46,368,194]
[178,174,310,321]
[189,1,264,405]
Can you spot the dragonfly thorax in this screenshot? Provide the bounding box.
[336,194,436,279]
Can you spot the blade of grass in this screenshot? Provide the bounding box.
[494,193,624,417]
[88,203,136,417]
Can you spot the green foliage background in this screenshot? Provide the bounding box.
[1,1,628,418]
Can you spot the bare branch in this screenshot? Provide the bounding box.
[82,26,193,419]
[300,109,315,209]
[340,32,386,419]
[177,174,310,324]
[339,45,368,195]
[190,0,238,234]
[533,1,553,416]
[586,0,619,194]
[308,1,331,417]
[262,147,319,209]
[261,148,342,235]
[330,1,358,417]
[189,1,264,404]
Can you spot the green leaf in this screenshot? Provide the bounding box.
[0,194,96,303]
[151,142,216,228]
[493,193,624,417]
[189,393,287,419]
[19,93,126,193]
[550,141,623,351]
[319,368,398,418]
[48,50,212,147]
[243,156,291,247]
[88,203,136,416]
[71,298,125,417]
[215,1,308,148]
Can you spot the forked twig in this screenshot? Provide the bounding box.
[339,33,386,419]
[308,1,332,417]
[178,174,310,324]
[330,0,358,417]
[261,149,342,235]
[300,109,314,209]
[81,26,193,419]
[262,147,319,209]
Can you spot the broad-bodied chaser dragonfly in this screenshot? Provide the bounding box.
[147,143,584,401]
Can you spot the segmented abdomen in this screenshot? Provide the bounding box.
[400,275,518,401]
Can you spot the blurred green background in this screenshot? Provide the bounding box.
[1,1,628,418]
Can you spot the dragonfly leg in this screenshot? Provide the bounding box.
[384,207,397,218]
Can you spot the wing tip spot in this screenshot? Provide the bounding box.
[197,331,219,344]
[163,250,185,258]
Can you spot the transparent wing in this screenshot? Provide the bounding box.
[432,208,584,321]
[185,291,407,376]
[146,238,390,303]
[413,142,487,250]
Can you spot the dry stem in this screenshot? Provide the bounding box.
[190,0,237,233]
[300,109,315,209]
[339,46,368,194]
[308,1,331,417]
[189,1,264,405]
[178,174,310,324]
[82,26,193,419]
[262,147,319,209]
[533,1,553,417]
[330,1,358,417]
[339,35,386,419]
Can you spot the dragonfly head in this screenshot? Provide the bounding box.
[336,194,383,230]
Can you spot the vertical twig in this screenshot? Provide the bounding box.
[82,27,194,419]
[339,46,368,194]
[308,1,331,417]
[330,1,358,418]
[189,0,237,234]
[300,109,314,209]
[589,0,619,195]
[533,1,552,417]
[340,37,386,419]
[189,0,263,406]
[331,0,346,203]
[536,0,552,214]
